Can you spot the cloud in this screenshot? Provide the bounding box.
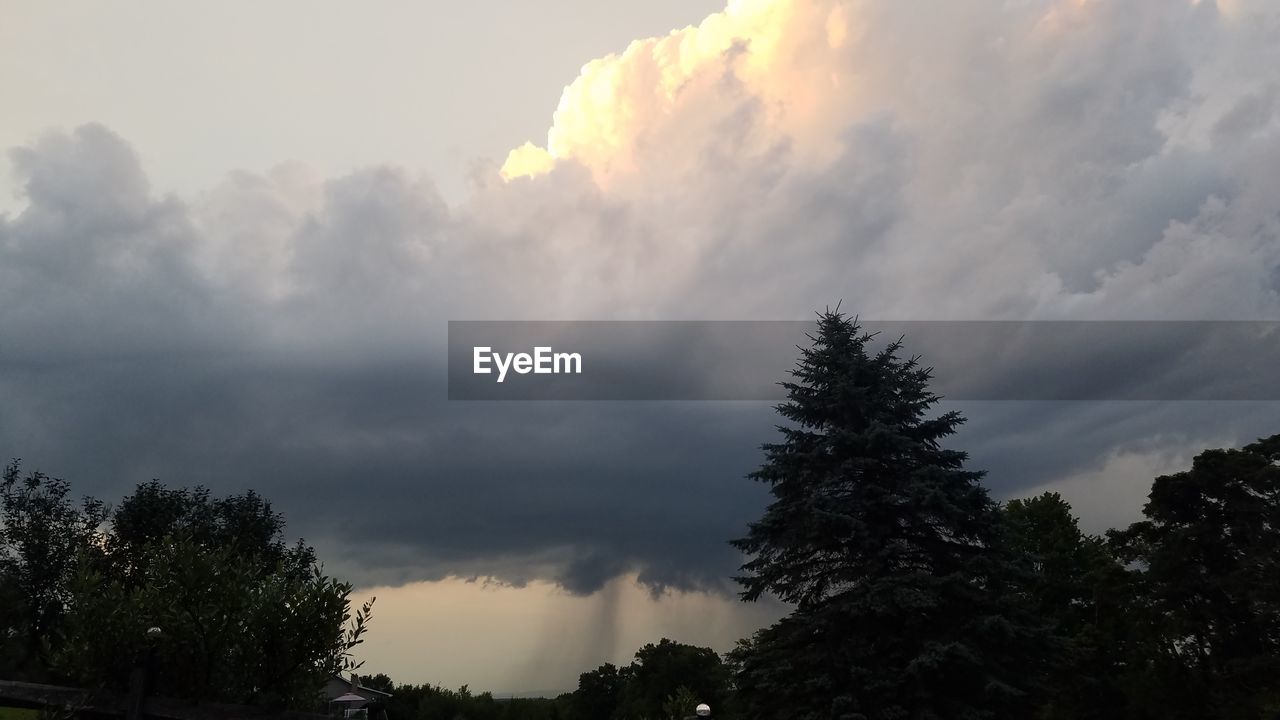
[495,0,1280,320]
[3,0,1280,600]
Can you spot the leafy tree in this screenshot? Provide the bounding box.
[1002,493,1133,719]
[106,480,314,585]
[616,640,729,720]
[0,466,372,709]
[1110,434,1280,718]
[1004,494,1103,628]
[56,534,372,707]
[362,672,396,694]
[0,461,107,678]
[731,310,1055,719]
[0,572,22,675]
[567,662,628,720]
[662,686,699,720]
[566,641,730,720]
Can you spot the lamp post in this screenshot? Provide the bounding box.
[695,703,710,719]
[126,627,162,720]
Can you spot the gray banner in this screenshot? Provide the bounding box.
[447,321,1280,401]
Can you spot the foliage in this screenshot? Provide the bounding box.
[731,310,1056,719]
[727,615,823,720]
[1109,434,1280,718]
[56,535,372,706]
[566,662,628,720]
[562,640,730,720]
[997,436,1280,719]
[661,686,698,720]
[379,680,562,720]
[362,673,397,694]
[0,462,107,679]
[616,640,730,720]
[1001,493,1133,719]
[0,464,372,709]
[105,481,315,586]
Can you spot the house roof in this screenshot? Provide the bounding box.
[328,674,393,698]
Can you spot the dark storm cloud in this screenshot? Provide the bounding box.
[0,131,771,594]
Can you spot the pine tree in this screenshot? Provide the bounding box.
[731,310,1052,720]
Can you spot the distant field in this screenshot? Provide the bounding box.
[0,707,38,720]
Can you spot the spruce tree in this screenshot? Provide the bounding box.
[731,310,1051,720]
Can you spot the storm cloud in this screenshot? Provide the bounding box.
[3,0,1280,596]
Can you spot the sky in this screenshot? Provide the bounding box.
[4,0,1280,695]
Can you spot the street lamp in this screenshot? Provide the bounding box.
[695,703,711,718]
[127,627,162,720]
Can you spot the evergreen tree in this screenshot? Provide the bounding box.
[731,310,1053,720]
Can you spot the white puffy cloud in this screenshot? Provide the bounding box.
[493,0,1280,320]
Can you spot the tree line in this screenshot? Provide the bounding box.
[361,638,731,720]
[4,309,1280,718]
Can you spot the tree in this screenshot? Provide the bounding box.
[48,476,375,709]
[0,461,107,678]
[616,640,730,720]
[731,310,1054,719]
[566,641,730,720]
[56,533,373,707]
[106,480,314,586]
[0,466,373,709]
[1110,434,1280,718]
[362,672,396,694]
[662,686,699,720]
[383,682,505,720]
[1002,493,1133,719]
[568,662,628,720]
[728,616,827,720]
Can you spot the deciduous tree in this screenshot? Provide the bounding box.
[0,461,106,678]
[1111,434,1280,718]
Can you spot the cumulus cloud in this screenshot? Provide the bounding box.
[497,0,1280,319]
[3,0,1280,597]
